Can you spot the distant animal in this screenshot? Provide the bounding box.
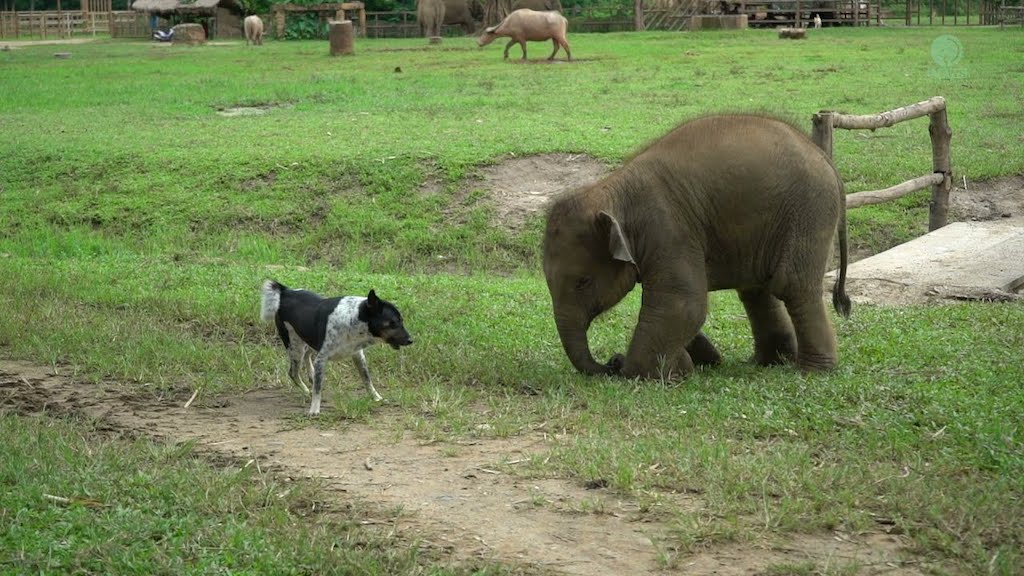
[477,8,571,61]
[542,114,849,381]
[510,0,563,12]
[813,13,822,28]
[417,0,446,38]
[444,0,484,34]
[244,15,264,46]
[260,280,413,416]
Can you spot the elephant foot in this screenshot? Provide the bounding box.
[687,333,722,367]
[751,332,797,366]
[605,353,626,374]
[796,351,837,372]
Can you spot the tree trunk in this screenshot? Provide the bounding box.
[329,19,354,55]
[482,0,513,27]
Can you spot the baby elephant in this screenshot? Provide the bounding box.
[244,15,264,46]
[477,8,571,61]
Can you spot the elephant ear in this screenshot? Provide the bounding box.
[597,211,636,265]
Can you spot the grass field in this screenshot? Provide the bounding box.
[1,26,1023,574]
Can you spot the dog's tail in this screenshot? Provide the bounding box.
[260,280,286,322]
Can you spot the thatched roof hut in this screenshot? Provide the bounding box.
[132,0,245,38]
[131,0,242,17]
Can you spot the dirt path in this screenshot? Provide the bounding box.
[3,360,933,575]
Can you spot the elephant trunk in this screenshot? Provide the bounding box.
[555,312,613,376]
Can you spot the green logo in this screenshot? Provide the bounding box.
[931,35,963,68]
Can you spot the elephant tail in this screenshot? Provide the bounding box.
[831,180,851,319]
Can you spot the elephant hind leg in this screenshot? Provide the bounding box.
[687,331,722,367]
[738,287,796,366]
[780,290,837,371]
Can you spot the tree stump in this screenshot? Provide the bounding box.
[329,20,354,56]
[172,23,206,45]
[778,27,806,39]
[428,36,442,44]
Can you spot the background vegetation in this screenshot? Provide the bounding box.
[2,27,1023,574]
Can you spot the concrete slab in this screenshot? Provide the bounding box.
[828,221,1024,305]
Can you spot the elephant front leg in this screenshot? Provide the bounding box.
[738,287,797,365]
[503,39,514,59]
[621,289,707,380]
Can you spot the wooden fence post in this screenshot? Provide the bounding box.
[275,7,285,38]
[811,111,834,158]
[329,19,354,55]
[928,107,953,231]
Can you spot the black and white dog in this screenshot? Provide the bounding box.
[260,280,413,416]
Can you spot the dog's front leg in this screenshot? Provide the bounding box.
[352,350,382,402]
[309,355,327,416]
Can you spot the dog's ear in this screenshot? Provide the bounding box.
[367,290,380,310]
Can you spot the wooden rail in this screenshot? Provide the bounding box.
[271,2,366,38]
[812,96,953,231]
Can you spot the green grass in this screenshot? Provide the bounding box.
[1,27,1023,574]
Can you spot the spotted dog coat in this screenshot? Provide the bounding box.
[260,280,412,416]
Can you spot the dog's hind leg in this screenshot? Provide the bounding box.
[309,355,327,416]
[287,342,311,395]
[304,347,315,389]
[352,349,383,402]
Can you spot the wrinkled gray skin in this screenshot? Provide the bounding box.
[418,0,482,36]
[417,0,445,37]
[542,114,850,380]
[511,0,563,12]
[444,0,483,33]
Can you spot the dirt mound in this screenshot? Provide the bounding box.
[950,174,1024,224]
[463,153,612,231]
[2,360,932,575]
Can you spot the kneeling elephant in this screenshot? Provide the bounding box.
[542,114,850,380]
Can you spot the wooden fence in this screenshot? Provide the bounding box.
[812,97,953,231]
[904,0,1004,24]
[0,10,145,38]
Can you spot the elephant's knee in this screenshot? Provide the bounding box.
[622,350,694,380]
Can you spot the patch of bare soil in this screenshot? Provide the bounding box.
[950,174,1024,224]
[461,153,612,231]
[2,360,934,575]
[0,38,97,48]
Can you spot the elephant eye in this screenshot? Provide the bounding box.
[574,276,592,292]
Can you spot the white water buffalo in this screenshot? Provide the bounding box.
[244,15,264,46]
[477,9,570,61]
